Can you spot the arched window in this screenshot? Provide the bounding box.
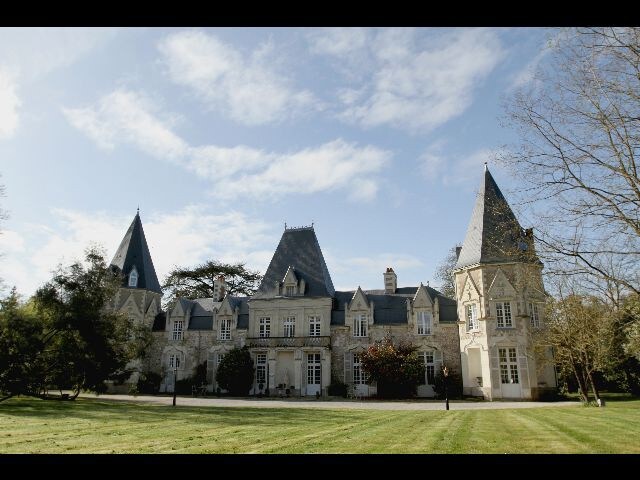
[128,268,138,287]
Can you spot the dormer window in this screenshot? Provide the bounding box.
[285,285,295,296]
[128,268,138,287]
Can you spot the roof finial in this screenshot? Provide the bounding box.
[484,161,488,172]
[137,206,140,215]
[284,221,287,230]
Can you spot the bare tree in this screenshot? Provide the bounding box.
[435,245,460,298]
[501,27,640,296]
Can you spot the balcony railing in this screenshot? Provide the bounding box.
[246,336,331,349]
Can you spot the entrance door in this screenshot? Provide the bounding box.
[499,347,522,398]
[353,353,369,397]
[306,353,321,396]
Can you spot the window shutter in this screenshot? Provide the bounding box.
[344,352,354,385]
[489,346,501,391]
[519,353,530,389]
[434,350,443,375]
[302,356,308,388]
[207,352,215,384]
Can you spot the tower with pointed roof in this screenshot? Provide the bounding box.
[109,211,163,390]
[453,166,556,400]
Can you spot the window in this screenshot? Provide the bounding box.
[128,269,138,287]
[499,348,519,384]
[172,320,184,340]
[219,318,231,340]
[284,316,295,338]
[417,311,432,335]
[259,317,271,338]
[307,353,321,386]
[285,285,295,296]
[496,302,513,328]
[309,315,321,336]
[256,353,267,386]
[353,313,368,337]
[466,304,478,331]
[529,302,540,328]
[419,351,436,385]
[353,354,367,385]
[168,354,181,369]
[216,353,226,366]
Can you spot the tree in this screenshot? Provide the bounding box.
[0,175,7,293]
[502,28,640,296]
[360,336,425,399]
[162,260,262,307]
[0,247,147,402]
[215,347,254,396]
[435,245,460,298]
[0,289,45,401]
[535,292,614,404]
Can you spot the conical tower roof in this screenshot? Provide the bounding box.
[110,211,162,294]
[456,166,539,269]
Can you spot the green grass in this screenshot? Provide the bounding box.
[1,396,639,453]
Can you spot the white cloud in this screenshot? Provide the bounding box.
[326,250,425,291]
[0,28,118,82]
[0,206,277,298]
[508,47,550,91]
[307,28,369,57]
[0,68,20,139]
[310,28,505,133]
[64,89,391,201]
[420,142,503,186]
[158,30,319,125]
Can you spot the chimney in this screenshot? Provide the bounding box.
[384,267,397,294]
[455,246,462,260]
[214,275,226,301]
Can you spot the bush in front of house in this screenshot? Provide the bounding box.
[216,347,255,396]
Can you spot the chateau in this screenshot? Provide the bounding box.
[109,167,557,400]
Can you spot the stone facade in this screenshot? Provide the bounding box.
[110,167,555,400]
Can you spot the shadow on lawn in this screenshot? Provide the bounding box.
[1,397,375,428]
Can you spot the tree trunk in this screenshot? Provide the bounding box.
[571,361,590,403]
[587,369,602,406]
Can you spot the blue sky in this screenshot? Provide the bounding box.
[0,27,551,297]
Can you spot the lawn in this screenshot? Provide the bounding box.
[1,396,639,453]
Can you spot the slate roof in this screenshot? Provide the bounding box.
[255,227,335,298]
[330,287,458,325]
[228,296,249,329]
[110,212,162,294]
[152,311,166,331]
[456,167,540,270]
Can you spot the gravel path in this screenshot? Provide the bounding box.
[81,393,579,411]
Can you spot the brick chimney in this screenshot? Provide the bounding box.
[214,275,226,301]
[384,267,397,294]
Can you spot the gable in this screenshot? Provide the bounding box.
[460,273,481,302]
[348,287,369,311]
[413,284,433,308]
[487,268,517,299]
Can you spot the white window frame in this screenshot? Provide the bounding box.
[466,304,478,331]
[128,269,138,287]
[499,347,519,384]
[419,351,436,385]
[529,302,540,328]
[353,313,368,337]
[219,318,231,340]
[417,311,432,335]
[496,302,513,328]
[353,353,367,385]
[309,315,321,336]
[259,317,271,338]
[168,353,181,369]
[284,316,295,338]
[172,320,184,340]
[216,353,226,367]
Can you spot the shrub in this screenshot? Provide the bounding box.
[328,381,347,397]
[136,371,162,395]
[216,347,254,396]
[433,369,463,400]
[175,378,194,395]
[361,336,425,399]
